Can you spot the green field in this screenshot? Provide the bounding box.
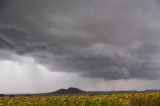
[0,92,160,106]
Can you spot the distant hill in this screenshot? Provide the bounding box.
[53,87,86,94]
[0,88,160,97]
[47,88,160,95]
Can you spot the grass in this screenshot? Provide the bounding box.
[0,92,160,106]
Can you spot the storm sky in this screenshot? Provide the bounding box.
[0,0,160,93]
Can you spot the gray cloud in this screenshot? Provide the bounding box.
[0,0,160,80]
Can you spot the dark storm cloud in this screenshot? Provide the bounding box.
[0,26,47,55]
[0,0,160,80]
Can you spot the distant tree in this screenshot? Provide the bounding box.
[0,94,4,97]
[89,94,95,96]
[9,95,15,97]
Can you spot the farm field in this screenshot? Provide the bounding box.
[0,92,160,106]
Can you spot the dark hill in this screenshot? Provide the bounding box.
[54,87,85,94]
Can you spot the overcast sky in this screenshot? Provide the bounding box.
[0,0,160,94]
